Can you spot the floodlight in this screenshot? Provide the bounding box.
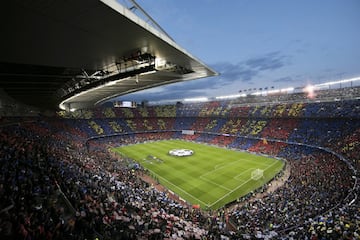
[183,97,208,102]
[280,87,294,93]
[215,94,246,100]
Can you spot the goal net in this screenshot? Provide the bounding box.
[251,168,264,181]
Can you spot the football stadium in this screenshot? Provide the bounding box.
[0,1,359,239]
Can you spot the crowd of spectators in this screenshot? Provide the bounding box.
[0,124,225,240]
[229,151,357,239]
[1,91,359,239]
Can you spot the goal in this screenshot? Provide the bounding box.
[251,168,264,181]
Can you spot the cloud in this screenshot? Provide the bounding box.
[245,51,288,71]
[211,62,258,84]
[163,77,219,91]
[120,51,291,102]
[210,51,290,84]
[273,76,294,83]
[121,80,213,102]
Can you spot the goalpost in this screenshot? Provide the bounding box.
[251,168,264,181]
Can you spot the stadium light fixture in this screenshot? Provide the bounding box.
[183,97,208,102]
[155,58,166,68]
[139,70,157,76]
[267,89,280,94]
[215,93,246,100]
[251,86,294,96]
[280,87,294,93]
[303,84,316,99]
[251,91,263,96]
[314,76,360,88]
[105,81,118,86]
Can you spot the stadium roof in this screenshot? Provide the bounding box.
[0,0,217,110]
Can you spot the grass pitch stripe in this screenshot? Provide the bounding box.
[113,139,284,210]
[207,160,281,208]
[199,175,233,191]
[146,168,208,206]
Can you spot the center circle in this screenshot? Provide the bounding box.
[168,149,194,157]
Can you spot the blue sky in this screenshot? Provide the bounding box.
[118,0,360,103]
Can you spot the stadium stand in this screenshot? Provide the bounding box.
[1,0,359,237]
[1,86,359,239]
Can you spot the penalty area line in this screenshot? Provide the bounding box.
[199,175,232,191]
[207,160,280,209]
[146,169,209,207]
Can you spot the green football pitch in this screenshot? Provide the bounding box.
[112,139,284,210]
